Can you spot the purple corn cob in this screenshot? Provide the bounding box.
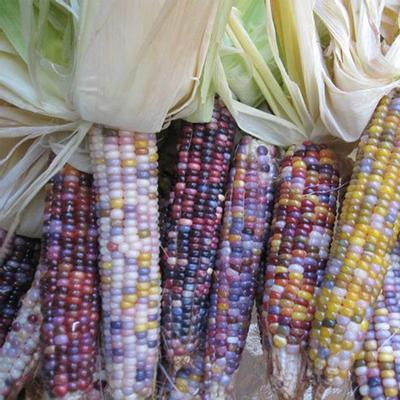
[0,234,48,397]
[204,137,278,399]
[161,101,236,371]
[0,257,44,400]
[40,164,100,399]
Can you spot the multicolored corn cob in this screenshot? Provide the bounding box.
[354,238,400,399]
[0,235,41,346]
[89,126,161,399]
[260,142,339,399]
[309,90,400,396]
[40,165,100,399]
[0,227,48,397]
[204,137,278,399]
[0,259,44,400]
[161,101,236,371]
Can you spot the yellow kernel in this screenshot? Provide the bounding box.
[340,307,354,318]
[314,311,325,321]
[314,358,326,371]
[102,262,112,270]
[327,303,340,315]
[138,229,150,238]
[329,343,341,354]
[293,304,307,313]
[147,320,158,330]
[273,334,287,348]
[292,312,306,321]
[349,236,365,246]
[381,370,395,378]
[149,153,158,162]
[111,199,124,209]
[137,282,150,290]
[139,252,151,261]
[326,367,339,378]
[189,374,202,383]
[289,272,303,280]
[369,125,384,133]
[342,340,353,350]
[138,260,151,268]
[135,324,147,332]
[309,349,318,361]
[298,290,312,301]
[337,272,352,284]
[360,319,369,332]
[342,298,355,309]
[101,276,111,284]
[338,369,348,380]
[319,338,331,348]
[135,140,149,149]
[375,308,388,316]
[229,234,241,241]
[121,159,137,168]
[331,334,342,344]
[233,181,245,188]
[320,328,332,339]
[176,380,188,392]
[378,353,394,362]
[293,160,306,168]
[120,301,133,309]
[384,388,398,397]
[124,294,137,303]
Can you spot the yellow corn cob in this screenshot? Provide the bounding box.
[309,90,400,396]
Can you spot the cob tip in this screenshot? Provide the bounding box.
[313,380,353,400]
[267,347,308,400]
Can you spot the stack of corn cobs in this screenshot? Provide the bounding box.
[2,91,400,400]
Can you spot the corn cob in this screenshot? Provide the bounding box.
[40,165,100,399]
[204,137,278,399]
[354,238,400,399]
[0,260,44,400]
[309,90,400,396]
[0,235,41,346]
[161,101,236,371]
[260,142,339,399]
[0,207,51,398]
[89,126,160,399]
